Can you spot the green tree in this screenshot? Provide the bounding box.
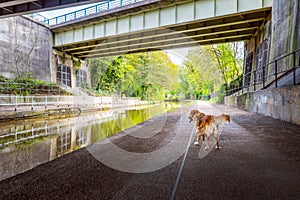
[179,43,243,101]
[209,42,243,86]
[89,51,179,100]
[89,56,129,94]
[180,46,222,99]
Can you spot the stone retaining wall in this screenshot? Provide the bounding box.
[225,85,300,125]
[0,16,52,81]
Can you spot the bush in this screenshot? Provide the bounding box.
[217,84,226,104]
[0,75,9,82]
[225,75,243,96]
[0,76,67,95]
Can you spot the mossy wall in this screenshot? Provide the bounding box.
[243,0,299,87]
[225,85,300,125]
[269,0,299,60]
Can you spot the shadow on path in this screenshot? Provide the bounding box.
[0,101,299,200]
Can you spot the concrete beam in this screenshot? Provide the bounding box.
[53,0,272,58]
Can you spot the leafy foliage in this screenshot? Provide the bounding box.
[179,43,243,101]
[0,77,67,95]
[180,46,223,99]
[89,43,243,102]
[209,43,243,85]
[89,51,179,100]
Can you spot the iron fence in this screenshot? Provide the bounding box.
[0,95,73,111]
[0,94,147,112]
[226,48,300,96]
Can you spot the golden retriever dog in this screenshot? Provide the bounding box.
[195,114,230,150]
[189,110,206,141]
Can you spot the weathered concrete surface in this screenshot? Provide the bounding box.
[243,0,299,90]
[0,15,91,88]
[270,0,300,60]
[0,101,299,199]
[225,85,300,125]
[0,16,52,81]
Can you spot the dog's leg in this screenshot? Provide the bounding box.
[205,135,210,150]
[214,136,219,149]
[214,126,220,149]
[194,131,200,145]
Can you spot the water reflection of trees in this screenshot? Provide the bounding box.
[0,103,178,181]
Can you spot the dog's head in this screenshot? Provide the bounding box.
[188,110,200,123]
[194,112,206,122]
[223,114,230,123]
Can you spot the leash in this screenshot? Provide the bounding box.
[170,124,195,200]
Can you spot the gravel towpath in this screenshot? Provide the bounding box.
[0,101,299,200]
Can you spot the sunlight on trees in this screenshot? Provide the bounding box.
[89,51,179,101]
[181,42,244,101]
[88,42,243,102]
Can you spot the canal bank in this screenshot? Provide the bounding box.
[0,102,182,181]
[0,95,158,122]
[0,101,299,199]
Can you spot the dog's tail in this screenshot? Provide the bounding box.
[215,114,230,129]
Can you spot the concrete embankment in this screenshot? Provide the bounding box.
[225,85,300,125]
[0,95,155,122]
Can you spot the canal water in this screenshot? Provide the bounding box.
[0,102,181,181]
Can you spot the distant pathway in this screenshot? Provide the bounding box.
[0,101,299,200]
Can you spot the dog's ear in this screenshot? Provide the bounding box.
[197,117,202,127]
[226,115,230,122]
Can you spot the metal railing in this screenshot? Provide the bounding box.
[29,0,144,26]
[0,95,73,111]
[0,94,148,112]
[226,48,300,96]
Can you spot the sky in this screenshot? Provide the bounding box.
[165,48,191,65]
[39,3,98,19]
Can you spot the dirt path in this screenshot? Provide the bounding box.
[0,101,299,199]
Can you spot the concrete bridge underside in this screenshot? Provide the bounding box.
[51,0,271,59]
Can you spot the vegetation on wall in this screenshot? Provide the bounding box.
[73,60,81,71]
[0,76,68,95]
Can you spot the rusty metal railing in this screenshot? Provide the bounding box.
[226,48,300,96]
